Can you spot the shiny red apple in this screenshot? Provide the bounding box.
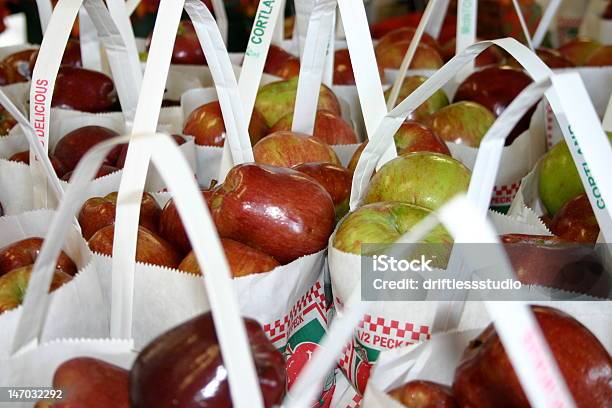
[253,131,342,168]
[263,45,300,79]
[0,237,77,277]
[453,306,612,408]
[178,238,279,277]
[333,48,385,86]
[211,163,335,264]
[182,101,269,147]
[549,193,599,244]
[293,162,352,220]
[88,225,181,269]
[28,39,82,75]
[129,311,287,408]
[78,192,161,240]
[52,66,118,113]
[147,21,205,65]
[269,109,359,145]
[395,121,451,156]
[53,125,121,172]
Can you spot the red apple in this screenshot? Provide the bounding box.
[52,67,118,113]
[535,47,575,69]
[158,189,215,256]
[269,109,359,145]
[558,37,602,66]
[44,358,129,408]
[347,142,366,175]
[78,192,161,240]
[292,162,352,220]
[333,48,386,86]
[395,121,452,155]
[375,27,442,58]
[9,150,68,178]
[129,311,286,408]
[453,306,612,408]
[0,106,16,134]
[263,44,300,79]
[28,39,83,75]
[501,234,609,297]
[0,237,77,277]
[178,238,280,277]
[384,75,450,120]
[147,21,206,65]
[453,66,534,144]
[211,163,335,264]
[0,265,72,313]
[423,101,496,147]
[53,125,121,172]
[253,131,341,168]
[88,225,181,269]
[389,380,457,407]
[182,101,269,147]
[61,165,120,182]
[1,49,37,84]
[377,42,444,71]
[115,134,186,169]
[585,45,612,67]
[254,77,342,128]
[549,194,599,244]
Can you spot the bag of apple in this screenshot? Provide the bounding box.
[327,37,611,394]
[96,1,336,404]
[0,131,283,408]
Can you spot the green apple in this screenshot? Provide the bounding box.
[254,77,341,128]
[385,75,449,120]
[539,133,612,215]
[363,152,471,211]
[333,201,452,256]
[423,101,495,147]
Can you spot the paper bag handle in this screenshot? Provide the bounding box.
[285,195,576,408]
[349,38,553,211]
[35,0,53,33]
[532,0,563,48]
[291,0,336,135]
[12,132,265,408]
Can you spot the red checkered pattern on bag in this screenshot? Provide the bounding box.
[263,281,327,344]
[339,341,354,372]
[347,394,362,408]
[491,182,521,205]
[359,314,431,343]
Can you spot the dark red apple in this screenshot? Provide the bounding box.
[549,193,599,244]
[158,189,215,255]
[263,45,300,79]
[178,238,280,277]
[52,67,118,113]
[1,49,37,83]
[78,192,161,240]
[535,48,575,69]
[293,162,352,220]
[53,125,121,172]
[147,21,205,65]
[269,109,359,145]
[0,106,16,134]
[61,165,120,181]
[0,265,72,313]
[88,225,181,269]
[558,37,602,66]
[377,41,444,71]
[211,163,335,264]
[333,48,386,86]
[253,131,341,168]
[9,150,68,178]
[115,134,186,169]
[395,121,451,156]
[375,27,442,58]
[130,311,286,408]
[389,380,458,407]
[0,237,77,277]
[182,101,269,147]
[453,65,534,144]
[347,142,366,175]
[28,39,82,75]
[43,358,129,408]
[453,306,612,408]
[501,234,609,297]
